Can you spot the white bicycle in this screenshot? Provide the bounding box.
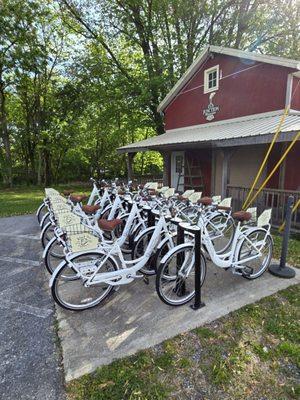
[156,209,273,306]
[49,208,176,310]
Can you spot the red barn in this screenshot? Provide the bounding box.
[118,46,300,230]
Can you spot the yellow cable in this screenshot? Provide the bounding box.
[245,131,300,208]
[278,198,300,232]
[242,107,290,210]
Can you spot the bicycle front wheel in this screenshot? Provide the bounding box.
[41,223,56,248]
[156,243,207,306]
[44,237,66,275]
[132,228,157,275]
[37,202,48,224]
[51,252,118,311]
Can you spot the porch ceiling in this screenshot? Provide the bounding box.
[117,110,300,153]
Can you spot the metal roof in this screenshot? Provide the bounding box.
[117,110,300,153]
[157,45,300,113]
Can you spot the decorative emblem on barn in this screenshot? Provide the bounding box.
[203,92,220,121]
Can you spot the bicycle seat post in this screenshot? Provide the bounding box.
[176,223,186,296]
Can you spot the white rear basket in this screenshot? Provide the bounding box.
[163,188,175,198]
[57,213,81,228]
[257,209,272,227]
[246,207,257,223]
[188,192,202,204]
[145,182,158,190]
[219,197,232,208]
[68,233,99,253]
[157,186,169,194]
[212,195,221,204]
[182,190,194,198]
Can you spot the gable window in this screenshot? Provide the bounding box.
[204,65,219,93]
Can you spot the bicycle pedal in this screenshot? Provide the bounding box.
[143,276,149,285]
[243,266,253,276]
[233,268,243,275]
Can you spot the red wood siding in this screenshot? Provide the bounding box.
[291,76,300,110]
[265,142,300,191]
[266,143,282,189]
[284,142,300,191]
[164,54,296,131]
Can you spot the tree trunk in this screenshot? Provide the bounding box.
[37,149,42,185]
[0,82,12,187]
[43,143,52,186]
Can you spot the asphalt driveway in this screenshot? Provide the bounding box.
[0,215,65,400]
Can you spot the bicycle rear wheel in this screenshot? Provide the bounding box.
[156,243,206,306]
[206,214,235,254]
[51,251,118,311]
[237,230,273,279]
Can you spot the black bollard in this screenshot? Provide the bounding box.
[147,209,155,227]
[190,227,205,310]
[269,195,296,278]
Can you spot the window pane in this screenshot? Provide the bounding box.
[208,69,217,89]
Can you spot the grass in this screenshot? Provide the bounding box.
[67,285,300,400]
[273,233,300,267]
[0,184,89,217]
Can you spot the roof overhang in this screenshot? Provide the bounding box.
[117,110,300,154]
[157,45,300,113]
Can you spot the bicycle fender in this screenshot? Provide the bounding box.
[160,242,194,266]
[40,211,50,228]
[133,226,155,244]
[156,232,177,251]
[49,259,68,287]
[40,221,51,240]
[43,236,57,259]
[36,201,45,216]
[100,205,112,219]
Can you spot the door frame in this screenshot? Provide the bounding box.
[171,151,185,191]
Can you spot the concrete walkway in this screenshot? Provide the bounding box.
[0,215,65,400]
[56,247,300,381]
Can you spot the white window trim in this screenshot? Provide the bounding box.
[204,65,219,94]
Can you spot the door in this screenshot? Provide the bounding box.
[171,151,185,191]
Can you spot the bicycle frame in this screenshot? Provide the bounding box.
[50,214,167,288]
[202,219,271,270]
[87,182,100,205]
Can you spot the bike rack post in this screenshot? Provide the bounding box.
[190,225,205,310]
[269,195,296,278]
[127,201,133,213]
[143,205,155,228]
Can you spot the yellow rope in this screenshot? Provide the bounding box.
[242,107,290,210]
[278,198,300,232]
[244,131,300,208]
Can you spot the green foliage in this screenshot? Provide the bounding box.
[1,0,300,186]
